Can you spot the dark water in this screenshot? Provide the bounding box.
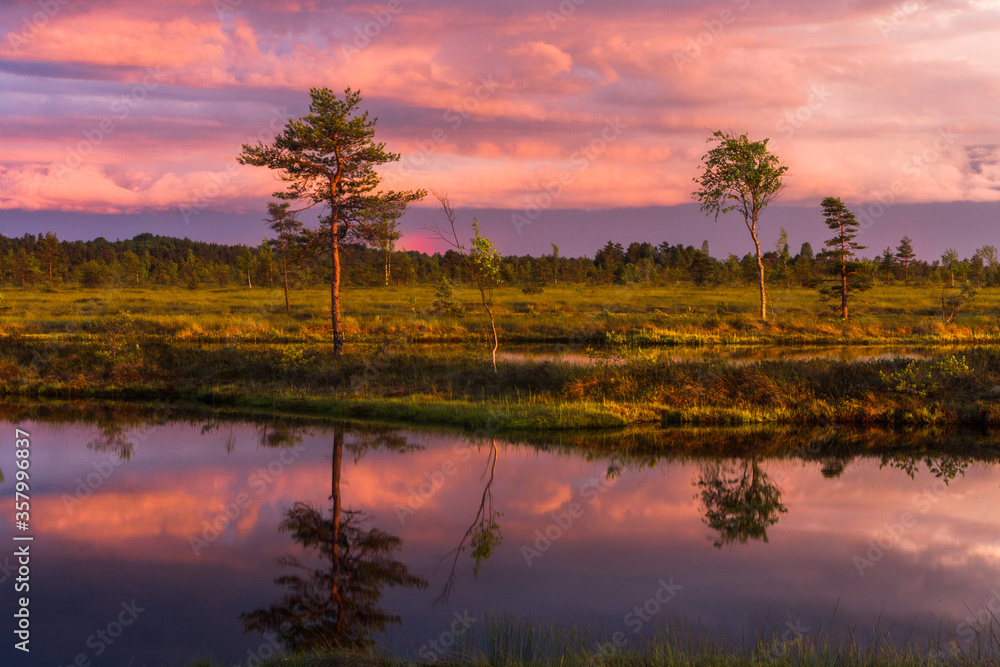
[1,407,999,665]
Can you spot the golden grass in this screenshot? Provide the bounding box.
[2,283,1000,346]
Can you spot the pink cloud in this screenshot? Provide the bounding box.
[2,0,1000,215]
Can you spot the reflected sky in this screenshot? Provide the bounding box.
[1,414,999,665]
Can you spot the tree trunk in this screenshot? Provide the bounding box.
[841,270,848,320]
[280,236,290,313]
[749,224,767,320]
[485,301,499,374]
[331,428,344,633]
[330,217,344,356]
[840,226,848,320]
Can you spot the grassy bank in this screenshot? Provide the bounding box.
[4,284,1000,429]
[3,330,1000,427]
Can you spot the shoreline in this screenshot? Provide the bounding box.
[3,341,1000,430]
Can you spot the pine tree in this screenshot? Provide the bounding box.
[265,201,303,311]
[238,87,425,355]
[815,197,871,320]
[879,247,895,286]
[896,236,916,286]
[35,231,61,283]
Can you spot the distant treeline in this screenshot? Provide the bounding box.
[0,231,994,289]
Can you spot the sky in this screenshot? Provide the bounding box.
[2,0,1000,260]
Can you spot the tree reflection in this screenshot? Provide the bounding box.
[820,457,848,479]
[254,422,306,450]
[436,439,502,604]
[87,421,136,461]
[697,458,787,548]
[880,454,969,483]
[241,426,427,650]
[197,420,309,453]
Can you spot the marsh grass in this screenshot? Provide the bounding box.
[4,334,1000,428]
[4,284,1000,345]
[6,285,1000,428]
[183,611,1000,666]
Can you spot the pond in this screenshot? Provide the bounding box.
[494,342,978,365]
[2,404,999,665]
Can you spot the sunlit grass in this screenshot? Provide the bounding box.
[3,283,1000,344]
[3,284,1000,428]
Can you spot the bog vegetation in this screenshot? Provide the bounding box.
[4,282,1000,429]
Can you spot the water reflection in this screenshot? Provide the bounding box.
[87,421,138,460]
[3,402,1000,665]
[494,343,985,366]
[697,458,787,548]
[437,439,502,604]
[241,426,428,650]
[880,453,970,482]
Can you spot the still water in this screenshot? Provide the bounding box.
[2,406,999,665]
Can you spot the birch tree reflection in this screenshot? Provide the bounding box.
[241,426,426,650]
[697,458,787,548]
[436,439,502,604]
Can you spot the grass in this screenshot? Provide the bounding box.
[4,284,1000,429]
[181,611,1000,666]
[8,336,1000,428]
[3,283,1000,345]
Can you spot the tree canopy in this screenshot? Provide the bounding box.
[692,131,787,319]
[238,87,425,354]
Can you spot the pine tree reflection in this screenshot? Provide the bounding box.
[697,458,787,548]
[241,425,427,650]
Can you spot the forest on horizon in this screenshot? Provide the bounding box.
[0,229,994,291]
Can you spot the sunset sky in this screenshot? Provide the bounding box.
[3,0,1000,258]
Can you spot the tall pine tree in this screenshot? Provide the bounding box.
[816,197,871,320]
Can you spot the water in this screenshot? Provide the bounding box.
[495,342,971,364]
[2,405,999,665]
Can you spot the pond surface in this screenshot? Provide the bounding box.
[2,407,999,665]
[495,343,977,365]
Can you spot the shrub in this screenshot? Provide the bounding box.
[431,276,463,315]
